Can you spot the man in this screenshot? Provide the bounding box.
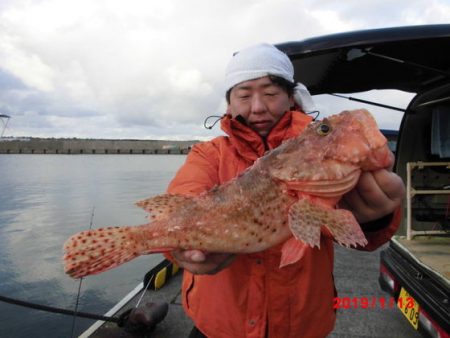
[167,43,405,338]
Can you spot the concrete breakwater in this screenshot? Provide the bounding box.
[0,138,199,154]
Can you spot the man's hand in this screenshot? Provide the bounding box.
[339,168,405,224]
[171,250,235,275]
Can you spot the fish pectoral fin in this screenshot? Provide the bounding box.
[288,199,322,248]
[323,208,368,248]
[136,194,192,221]
[288,198,368,249]
[280,237,308,268]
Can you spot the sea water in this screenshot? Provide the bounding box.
[0,154,186,338]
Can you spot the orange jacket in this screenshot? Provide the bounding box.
[167,111,401,338]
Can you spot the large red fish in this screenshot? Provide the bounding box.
[64,109,393,278]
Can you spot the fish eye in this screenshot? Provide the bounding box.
[316,123,331,136]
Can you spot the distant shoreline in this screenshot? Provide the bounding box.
[0,137,199,155]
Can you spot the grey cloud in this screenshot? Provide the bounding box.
[0,0,448,139]
[305,0,450,28]
[0,69,28,90]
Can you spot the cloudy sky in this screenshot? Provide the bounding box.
[0,0,449,140]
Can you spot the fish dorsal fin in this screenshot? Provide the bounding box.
[136,194,192,221]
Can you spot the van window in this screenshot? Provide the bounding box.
[431,106,450,158]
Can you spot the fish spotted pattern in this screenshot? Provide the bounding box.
[63,109,393,278]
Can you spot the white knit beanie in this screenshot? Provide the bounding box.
[224,43,316,113]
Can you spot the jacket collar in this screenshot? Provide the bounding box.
[220,111,313,162]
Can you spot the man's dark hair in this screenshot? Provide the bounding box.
[225,75,296,104]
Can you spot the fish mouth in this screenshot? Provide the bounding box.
[360,145,394,171]
[291,169,362,198]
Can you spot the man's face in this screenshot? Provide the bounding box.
[228,76,294,137]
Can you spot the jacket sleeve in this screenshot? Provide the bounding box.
[356,207,402,251]
[163,141,220,262]
[166,141,220,196]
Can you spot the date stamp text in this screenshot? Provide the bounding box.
[333,296,415,309]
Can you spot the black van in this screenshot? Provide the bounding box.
[277,24,450,338]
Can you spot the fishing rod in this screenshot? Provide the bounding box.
[0,291,169,334]
[0,261,173,331]
[0,207,120,324]
[0,263,171,334]
[70,206,96,338]
[0,206,172,335]
[0,294,121,323]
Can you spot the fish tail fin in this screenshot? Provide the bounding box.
[63,226,144,279]
[136,194,193,221]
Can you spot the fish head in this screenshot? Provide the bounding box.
[269,109,393,196]
[310,109,393,170]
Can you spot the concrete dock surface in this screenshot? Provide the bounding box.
[89,243,422,337]
[330,244,422,338]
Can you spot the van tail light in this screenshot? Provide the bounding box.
[419,308,450,338]
[379,263,400,294]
